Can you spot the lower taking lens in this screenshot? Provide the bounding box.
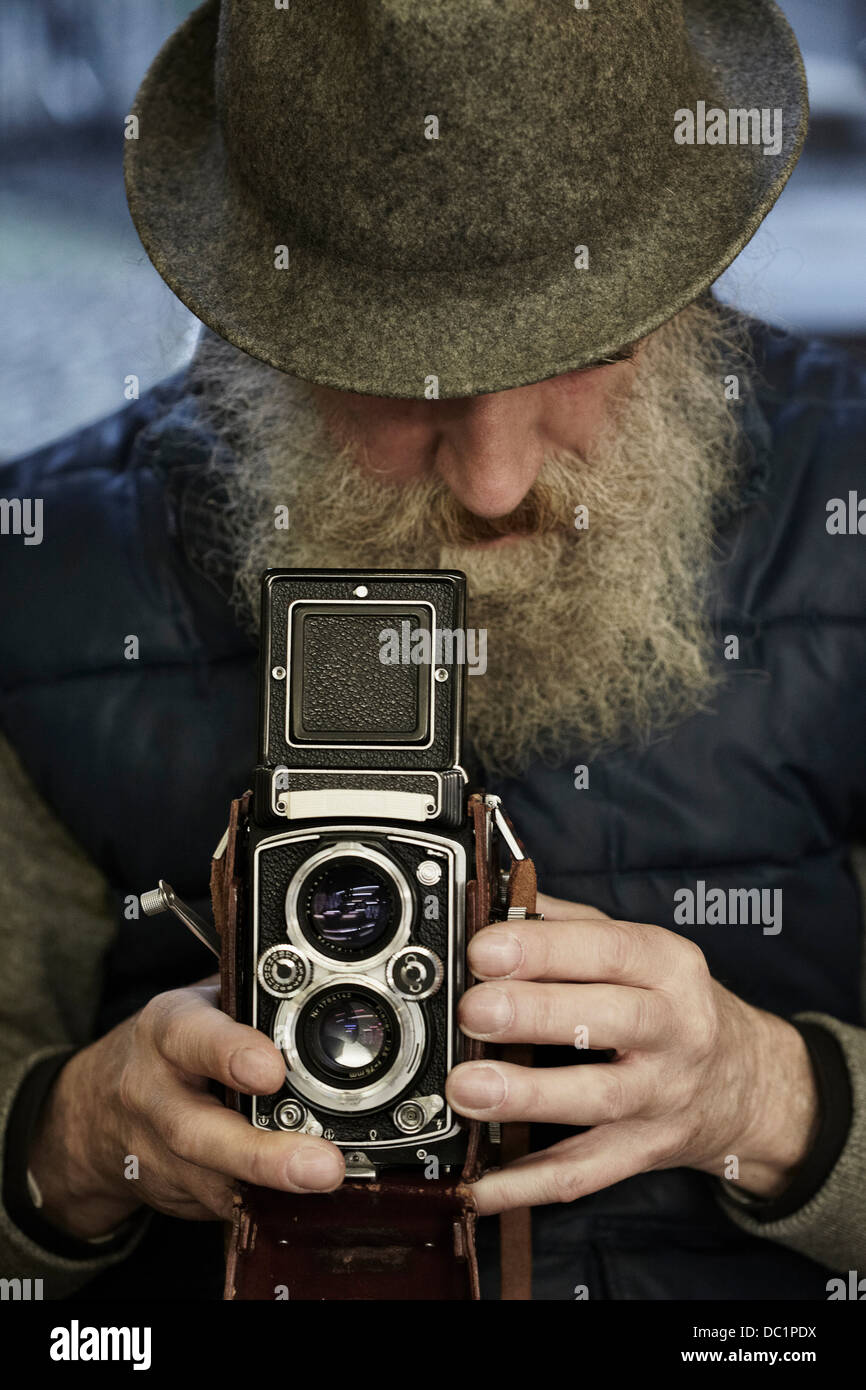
[318,997,386,1070]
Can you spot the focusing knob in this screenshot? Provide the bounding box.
[257,945,313,997]
[386,946,444,1000]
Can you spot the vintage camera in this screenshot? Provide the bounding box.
[144,567,529,1182]
[236,568,527,1178]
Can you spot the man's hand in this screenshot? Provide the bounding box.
[446,892,820,1216]
[29,980,345,1241]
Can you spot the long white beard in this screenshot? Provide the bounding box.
[188,296,749,773]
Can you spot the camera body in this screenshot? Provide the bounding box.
[238,569,491,1175]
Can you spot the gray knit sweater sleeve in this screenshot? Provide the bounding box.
[0,735,145,1295]
[717,1011,866,1272]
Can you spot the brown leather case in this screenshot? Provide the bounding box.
[212,792,536,1301]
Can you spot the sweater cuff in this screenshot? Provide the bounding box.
[717,1013,866,1271]
[0,1047,149,1294]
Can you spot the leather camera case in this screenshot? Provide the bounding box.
[211,791,536,1300]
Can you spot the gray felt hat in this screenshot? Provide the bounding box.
[124,0,808,399]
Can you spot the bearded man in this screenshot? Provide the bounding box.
[0,0,864,1302]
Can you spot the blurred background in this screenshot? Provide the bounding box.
[2,0,865,458]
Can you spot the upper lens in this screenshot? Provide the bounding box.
[299,857,396,956]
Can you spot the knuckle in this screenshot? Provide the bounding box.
[116,1060,142,1119]
[665,1063,697,1113]
[550,1163,585,1206]
[605,922,637,978]
[139,990,179,1049]
[158,1101,190,1160]
[155,1017,183,1064]
[596,1066,627,1122]
[524,1068,546,1116]
[530,986,559,1039]
[678,935,708,979]
[243,1136,275,1188]
[688,1004,718,1055]
[535,927,559,978]
[128,1006,156,1062]
[629,988,655,1045]
[643,1064,672,1116]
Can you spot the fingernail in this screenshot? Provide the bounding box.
[287,1146,344,1191]
[229,1047,278,1092]
[469,929,523,977]
[451,1065,507,1111]
[462,985,513,1036]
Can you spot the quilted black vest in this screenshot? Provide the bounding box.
[2,321,864,1300]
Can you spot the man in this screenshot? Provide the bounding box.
[1,0,864,1300]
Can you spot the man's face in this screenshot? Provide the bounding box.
[194,296,747,774]
[307,349,639,532]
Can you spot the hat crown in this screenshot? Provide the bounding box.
[215,0,707,271]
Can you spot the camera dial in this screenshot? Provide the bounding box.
[257,945,313,997]
[386,946,444,1000]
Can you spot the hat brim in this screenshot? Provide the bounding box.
[124,0,807,399]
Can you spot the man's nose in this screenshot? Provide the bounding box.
[432,391,546,518]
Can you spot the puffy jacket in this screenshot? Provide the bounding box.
[1,320,865,1299]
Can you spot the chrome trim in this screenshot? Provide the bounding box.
[278,788,436,822]
[273,974,425,1113]
[386,945,445,1001]
[256,944,314,998]
[270,767,447,820]
[251,824,466,1147]
[486,795,525,862]
[284,839,414,972]
[284,598,437,752]
[140,880,221,958]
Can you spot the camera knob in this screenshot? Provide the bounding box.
[393,1101,425,1133]
[386,946,444,1000]
[273,1100,323,1136]
[393,1094,445,1133]
[274,1100,306,1130]
[257,945,313,997]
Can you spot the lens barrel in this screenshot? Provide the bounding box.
[297,985,399,1088]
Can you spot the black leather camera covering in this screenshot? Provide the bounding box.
[258,570,466,771]
[244,820,473,1161]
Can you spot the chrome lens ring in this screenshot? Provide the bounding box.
[273,975,425,1113]
[284,840,413,970]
